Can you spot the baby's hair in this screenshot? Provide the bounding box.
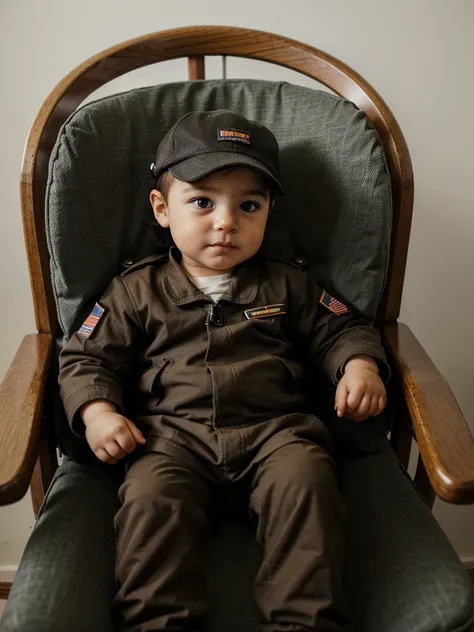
[155,170,174,202]
[149,170,175,250]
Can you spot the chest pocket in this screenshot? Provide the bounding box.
[246,312,287,341]
[136,358,173,409]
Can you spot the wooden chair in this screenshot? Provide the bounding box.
[0,25,473,632]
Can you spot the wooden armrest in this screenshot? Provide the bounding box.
[384,322,474,504]
[0,333,53,505]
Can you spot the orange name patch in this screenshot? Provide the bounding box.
[217,129,251,145]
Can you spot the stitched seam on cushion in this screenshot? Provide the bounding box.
[35,469,61,522]
[56,79,330,119]
[46,131,68,335]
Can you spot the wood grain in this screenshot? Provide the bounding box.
[384,322,474,504]
[188,55,205,79]
[0,334,53,505]
[21,25,413,343]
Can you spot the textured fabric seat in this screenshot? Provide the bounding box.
[2,443,473,632]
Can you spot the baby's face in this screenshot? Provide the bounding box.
[150,167,271,278]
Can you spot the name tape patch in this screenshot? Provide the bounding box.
[244,304,286,320]
[319,291,349,316]
[218,129,251,145]
[78,303,105,338]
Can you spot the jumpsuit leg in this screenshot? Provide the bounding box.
[250,440,349,632]
[113,452,213,632]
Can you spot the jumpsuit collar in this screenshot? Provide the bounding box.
[162,247,259,306]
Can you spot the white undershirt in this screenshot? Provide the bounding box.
[192,272,233,303]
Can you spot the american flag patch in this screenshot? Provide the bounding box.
[319,291,349,315]
[78,303,105,338]
[217,129,251,145]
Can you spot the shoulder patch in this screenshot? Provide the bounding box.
[319,290,349,315]
[78,303,105,338]
[120,254,168,277]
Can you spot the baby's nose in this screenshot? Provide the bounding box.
[214,207,236,230]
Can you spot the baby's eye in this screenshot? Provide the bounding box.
[191,197,213,209]
[240,201,260,213]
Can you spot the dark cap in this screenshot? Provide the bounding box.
[150,110,283,194]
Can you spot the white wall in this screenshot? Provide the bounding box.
[1,0,473,577]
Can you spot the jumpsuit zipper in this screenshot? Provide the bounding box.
[204,300,225,466]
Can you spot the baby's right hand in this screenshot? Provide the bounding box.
[80,400,146,464]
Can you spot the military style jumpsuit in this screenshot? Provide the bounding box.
[59,248,389,632]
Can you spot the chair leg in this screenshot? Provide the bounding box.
[390,403,413,470]
[391,400,436,509]
[30,418,58,517]
[414,456,436,510]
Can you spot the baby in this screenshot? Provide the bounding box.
[59,110,388,631]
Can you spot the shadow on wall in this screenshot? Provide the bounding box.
[401,207,474,432]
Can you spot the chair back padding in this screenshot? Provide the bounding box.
[45,79,392,341]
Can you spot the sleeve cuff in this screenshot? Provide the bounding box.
[64,385,125,437]
[328,344,391,385]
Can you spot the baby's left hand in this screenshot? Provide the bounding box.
[335,355,386,421]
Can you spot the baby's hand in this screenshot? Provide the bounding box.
[334,355,386,422]
[80,400,146,464]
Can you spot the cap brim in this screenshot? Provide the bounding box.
[169,152,284,195]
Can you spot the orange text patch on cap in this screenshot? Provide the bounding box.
[217,129,251,145]
[78,303,105,338]
[319,291,349,315]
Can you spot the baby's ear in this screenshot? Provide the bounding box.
[150,189,169,228]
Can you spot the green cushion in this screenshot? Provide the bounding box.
[46,79,392,343]
[2,446,473,632]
